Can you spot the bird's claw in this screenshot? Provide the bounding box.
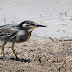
[16,56,20,60]
[2,56,8,60]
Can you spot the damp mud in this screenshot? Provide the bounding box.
[0,38,72,72]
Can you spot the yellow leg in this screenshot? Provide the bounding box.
[12,43,18,58]
[2,42,7,57]
[2,45,4,57]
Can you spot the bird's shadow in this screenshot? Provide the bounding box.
[0,57,31,63]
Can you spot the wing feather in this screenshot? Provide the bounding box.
[0,24,19,40]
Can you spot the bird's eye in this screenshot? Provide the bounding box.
[27,22,30,24]
[31,24,35,26]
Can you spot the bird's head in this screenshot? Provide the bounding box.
[20,20,46,32]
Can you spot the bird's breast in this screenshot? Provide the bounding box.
[16,30,31,42]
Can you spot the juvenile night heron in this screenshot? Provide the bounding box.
[0,20,46,59]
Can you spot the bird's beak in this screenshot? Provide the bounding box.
[29,23,47,32]
[35,24,47,27]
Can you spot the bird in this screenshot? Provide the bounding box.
[0,20,46,59]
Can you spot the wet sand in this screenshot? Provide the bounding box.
[0,37,72,72]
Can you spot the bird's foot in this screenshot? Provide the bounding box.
[16,56,20,60]
[2,56,8,60]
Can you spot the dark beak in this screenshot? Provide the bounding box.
[36,24,47,27]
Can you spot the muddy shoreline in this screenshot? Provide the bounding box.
[0,38,72,72]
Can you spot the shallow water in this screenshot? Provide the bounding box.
[0,0,72,38]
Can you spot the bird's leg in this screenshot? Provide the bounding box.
[2,42,7,58]
[12,43,18,59]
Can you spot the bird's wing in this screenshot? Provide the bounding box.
[0,24,19,40]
